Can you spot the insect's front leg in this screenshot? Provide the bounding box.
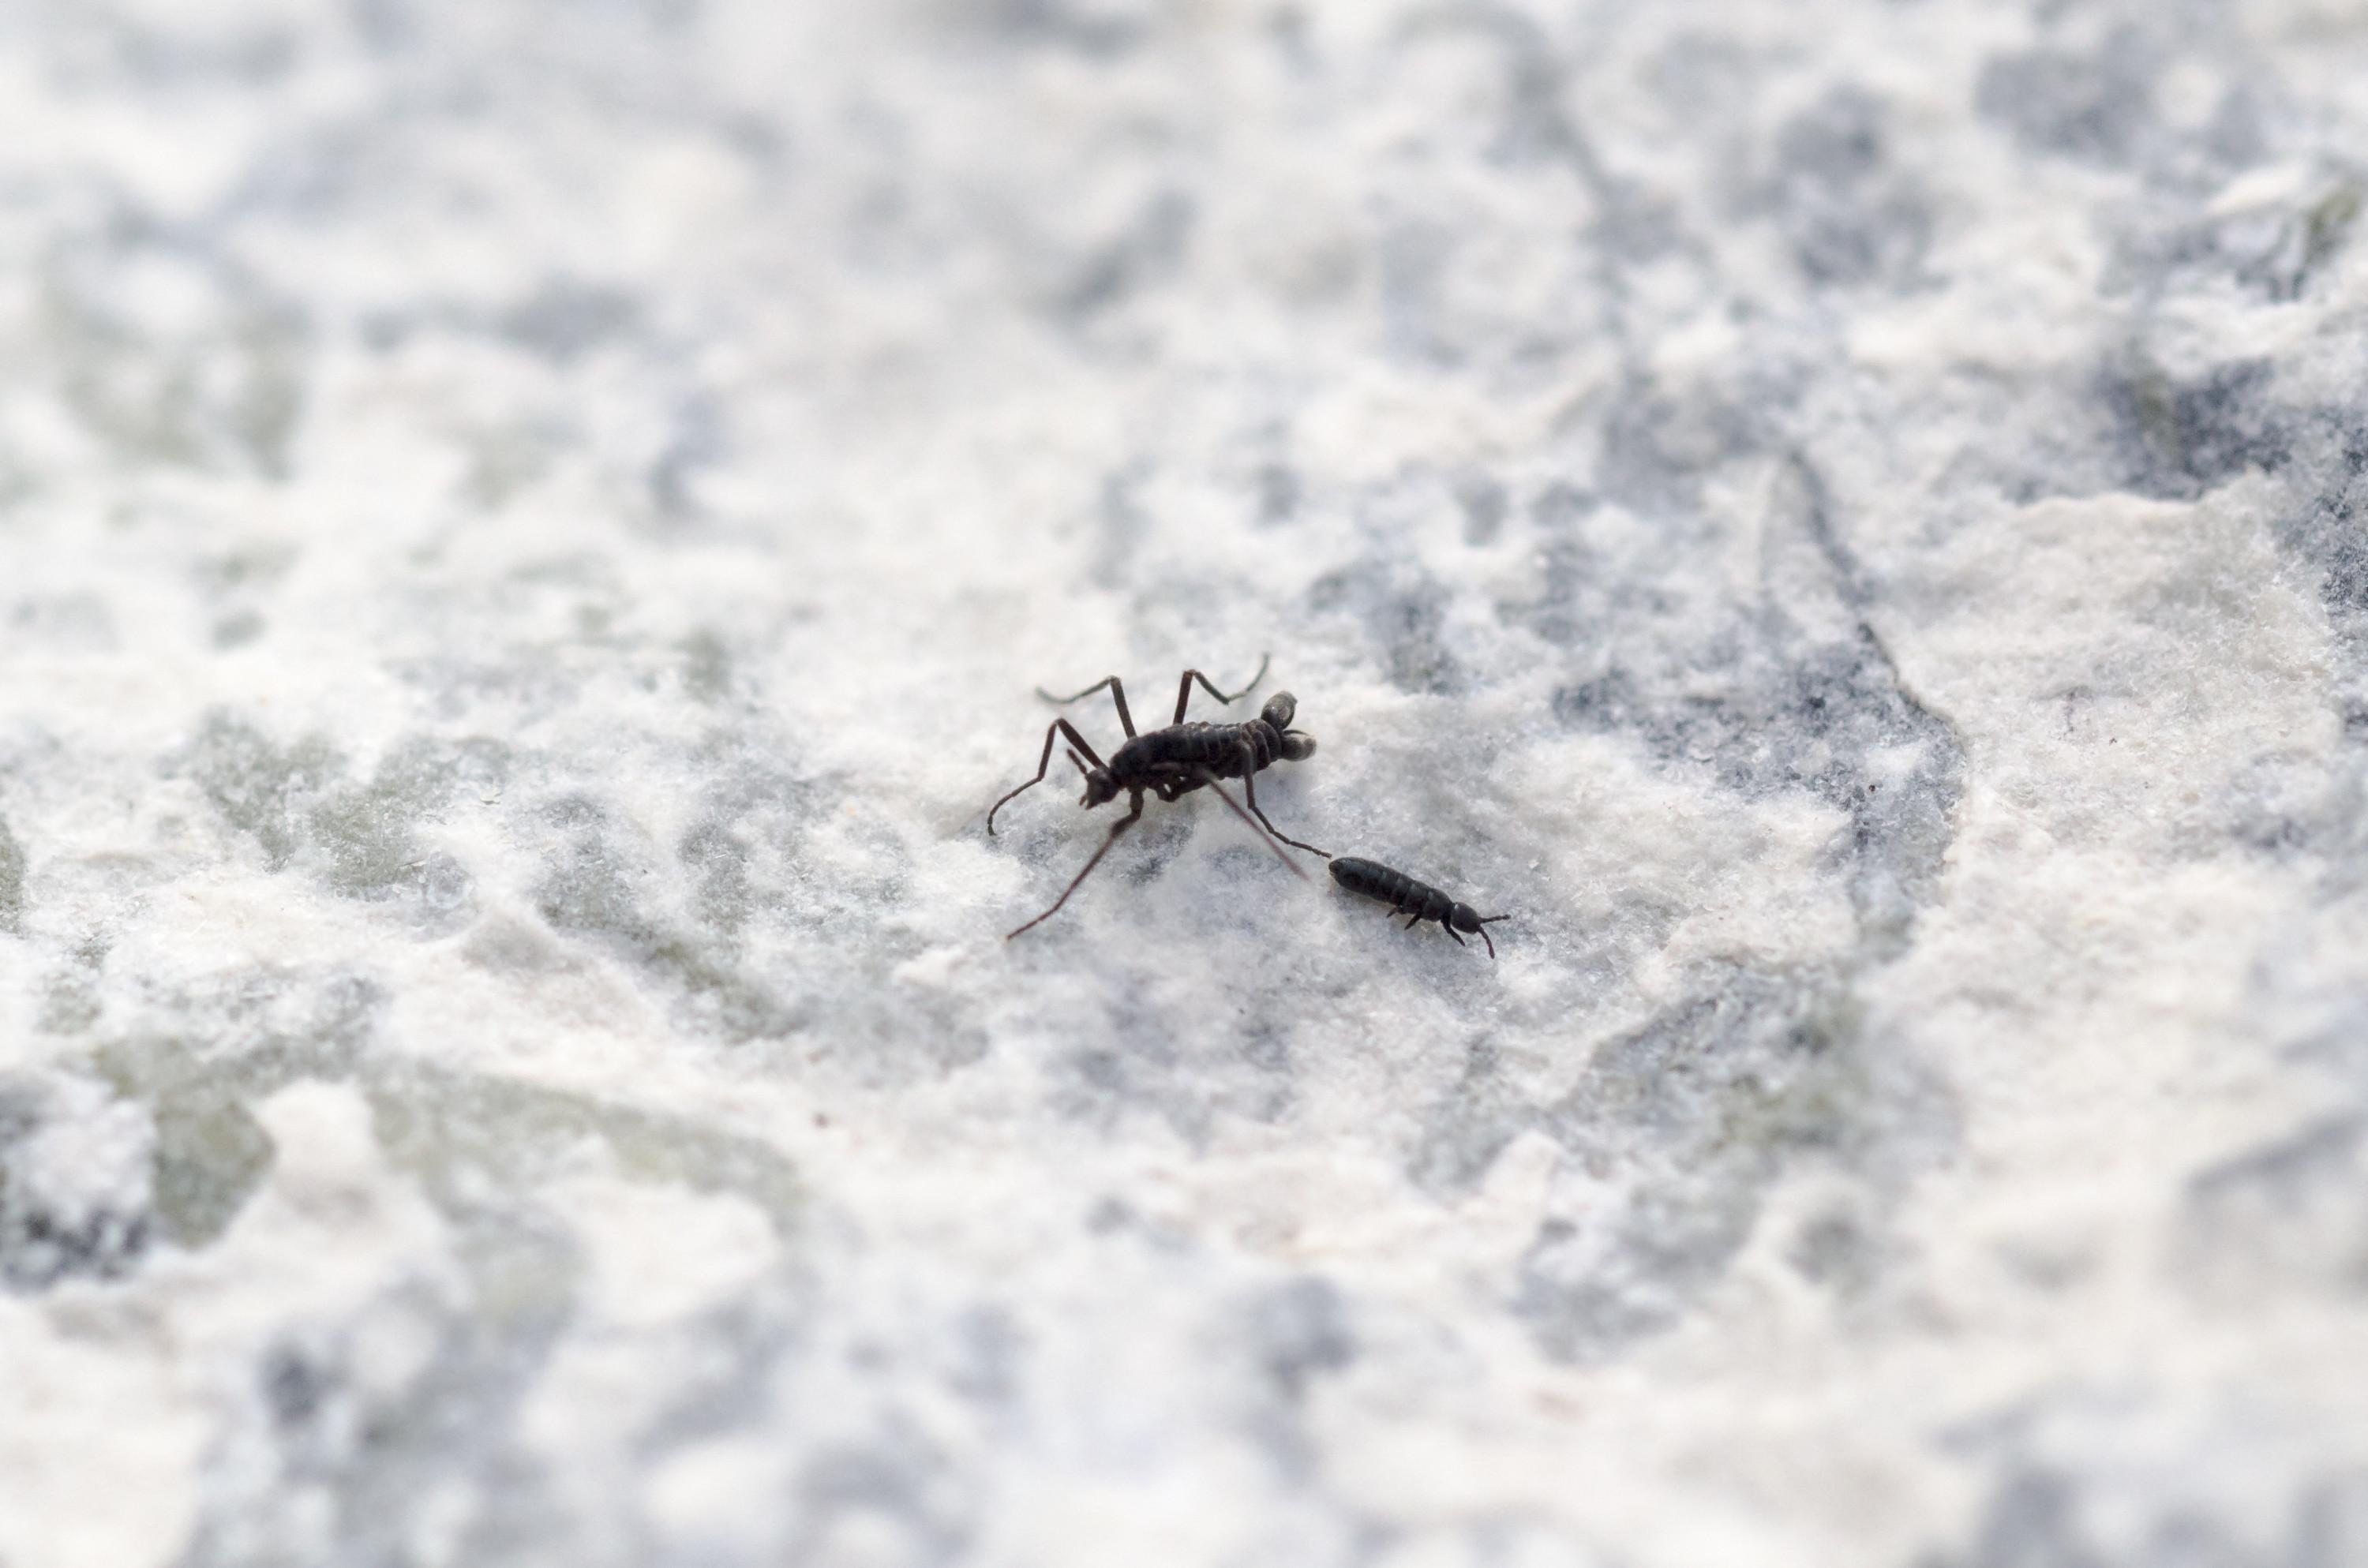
[987,718,1110,833]
[1006,791,1147,938]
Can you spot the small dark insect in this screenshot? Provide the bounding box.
[1328,855,1510,958]
[987,656,1328,938]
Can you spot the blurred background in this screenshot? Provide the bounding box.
[3,2,2367,1565]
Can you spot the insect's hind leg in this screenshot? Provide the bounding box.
[1190,771,1309,882]
[1036,675,1136,739]
[1171,654,1269,723]
[987,719,1108,834]
[1006,793,1145,938]
[1229,739,1328,858]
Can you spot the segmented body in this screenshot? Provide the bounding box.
[1328,855,1451,917]
[1328,855,1510,957]
[1111,716,1295,799]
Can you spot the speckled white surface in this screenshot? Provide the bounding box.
[5,2,2368,1565]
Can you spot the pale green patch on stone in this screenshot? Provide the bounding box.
[366,1065,800,1241]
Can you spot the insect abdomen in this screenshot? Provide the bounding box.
[1330,856,1414,903]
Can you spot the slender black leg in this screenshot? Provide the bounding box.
[1171,654,1268,724]
[1007,793,1145,939]
[1404,912,1422,930]
[987,719,1109,834]
[1036,675,1136,739]
[1474,915,1508,961]
[1189,770,1308,881]
[1229,739,1328,857]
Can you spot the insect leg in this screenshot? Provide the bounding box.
[987,719,1108,834]
[1445,927,1467,946]
[1036,675,1136,739]
[1404,912,1422,930]
[1190,769,1309,881]
[1006,793,1145,939]
[1171,653,1269,723]
[1230,738,1329,857]
[1473,914,1509,961]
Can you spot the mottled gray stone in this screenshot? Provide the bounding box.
[2,1,2366,1565]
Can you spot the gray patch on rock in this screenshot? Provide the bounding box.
[786,1415,978,1566]
[1246,1275,1355,1402]
[497,277,641,363]
[1553,460,1964,948]
[1406,1039,1534,1197]
[1509,971,1950,1360]
[171,1041,811,1565]
[2181,1115,2368,1299]
[678,628,734,705]
[349,744,496,900]
[211,609,267,649]
[980,0,1148,58]
[177,716,497,933]
[96,968,384,1249]
[2276,436,2368,641]
[40,236,309,477]
[1055,189,1195,322]
[1040,956,1302,1140]
[1089,462,1153,589]
[1456,473,1508,545]
[0,1074,153,1290]
[1257,462,1302,529]
[179,711,345,871]
[0,810,24,933]
[1400,2,1679,264]
[2100,356,2287,501]
[945,1305,1027,1409]
[365,1061,802,1240]
[1595,372,1756,521]
[177,1224,582,1568]
[5,593,116,653]
[1920,1458,2368,1568]
[1307,556,1466,695]
[534,794,802,1042]
[1976,31,2157,168]
[1454,453,1964,1358]
[39,956,104,1036]
[2114,178,2364,305]
[309,735,502,930]
[1765,87,1932,290]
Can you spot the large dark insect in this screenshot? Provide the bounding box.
[986,657,1328,938]
[1328,855,1511,958]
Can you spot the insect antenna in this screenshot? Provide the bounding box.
[1472,913,1511,960]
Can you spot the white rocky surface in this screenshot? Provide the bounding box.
[4,2,2368,1564]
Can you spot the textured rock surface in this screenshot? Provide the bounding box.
[4,2,2368,1563]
